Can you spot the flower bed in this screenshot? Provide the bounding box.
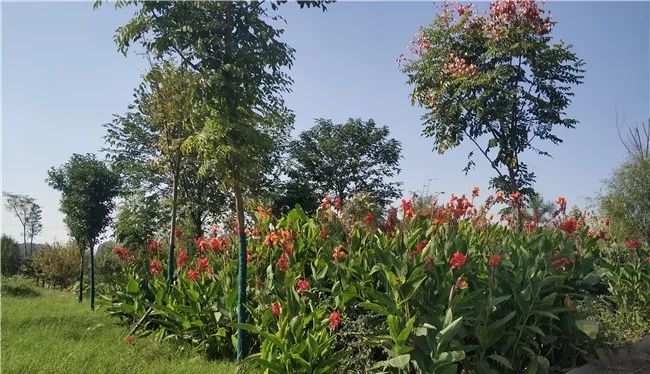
[103,191,649,373]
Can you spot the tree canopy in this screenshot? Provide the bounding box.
[401,1,584,197]
[284,118,402,210]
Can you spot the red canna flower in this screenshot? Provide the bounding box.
[401,198,415,219]
[320,226,328,240]
[209,237,220,251]
[556,196,567,211]
[276,254,289,272]
[256,206,269,219]
[176,247,188,268]
[552,257,571,268]
[328,310,341,331]
[384,208,398,234]
[187,268,199,281]
[148,238,160,251]
[320,195,332,210]
[246,250,253,264]
[332,245,346,262]
[112,246,129,261]
[197,257,210,274]
[510,191,521,203]
[197,237,209,252]
[415,240,428,253]
[625,240,642,249]
[124,335,135,345]
[560,219,577,235]
[454,278,468,290]
[449,251,467,270]
[149,259,163,276]
[296,278,310,295]
[174,228,183,239]
[472,186,480,197]
[364,212,374,224]
[488,254,501,267]
[334,196,342,210]
[271,301,282,317]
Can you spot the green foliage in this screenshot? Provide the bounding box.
[599,148,650,244]
[285,118,402,208]
[1,235,22,275]
[401,1,584,195]
[46,153,121,251]
[30,242,82,289]
[1,276,41,297]
[101,191,650,372]
[114,192,163,250]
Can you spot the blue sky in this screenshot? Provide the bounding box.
[2,1,648,243]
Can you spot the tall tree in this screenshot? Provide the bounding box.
[134,62,202,284]
[106,1,329,360]
[3,192,40,258]
[401,0,584,197]
[46,153,121,310]
[26,203,43,256]
[285,118,402,210]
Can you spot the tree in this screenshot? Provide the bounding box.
[46,153,121,310]
[3,192,40,257]
[401,1,584,197]
[134,62,203,284]
[114,192,162,250]
[285,118,402,210]
[106,1,329,360]
[600,120,650,245]
[26,203,43,256]
[1,235,21,276]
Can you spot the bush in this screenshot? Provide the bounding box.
[103,191,650,373]
[1,276,41,297]
[30,242,81,290]
[1,235,22,276]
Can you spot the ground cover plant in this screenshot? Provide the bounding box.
[103,190,650,373]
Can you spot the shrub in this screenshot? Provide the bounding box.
[30,242,81,290]
[1,235,22,276]
[1,276,41,297]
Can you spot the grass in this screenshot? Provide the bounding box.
[1,278,237,374]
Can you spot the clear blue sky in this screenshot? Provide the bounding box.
[2,1,648,243]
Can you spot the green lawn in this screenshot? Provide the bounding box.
[1,280,237,374]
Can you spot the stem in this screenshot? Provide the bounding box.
[167,168,180,285]
[234,161,248,363]
[90,242,95,310]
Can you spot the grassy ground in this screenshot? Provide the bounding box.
[1,278,237,374]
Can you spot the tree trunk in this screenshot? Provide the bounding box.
[90,243,95,311]
[23,227,28,259]
[167,171,180,284]
[233,163,248,363]
[78,249,84,303]
[29,236,34,257]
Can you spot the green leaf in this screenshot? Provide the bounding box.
[575,319,599,339]
[488,311,516,330]
[387,354,411,369]
[488,353,513,369]
[126,278,139,295]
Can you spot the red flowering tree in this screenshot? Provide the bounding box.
[401,0,584,196]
